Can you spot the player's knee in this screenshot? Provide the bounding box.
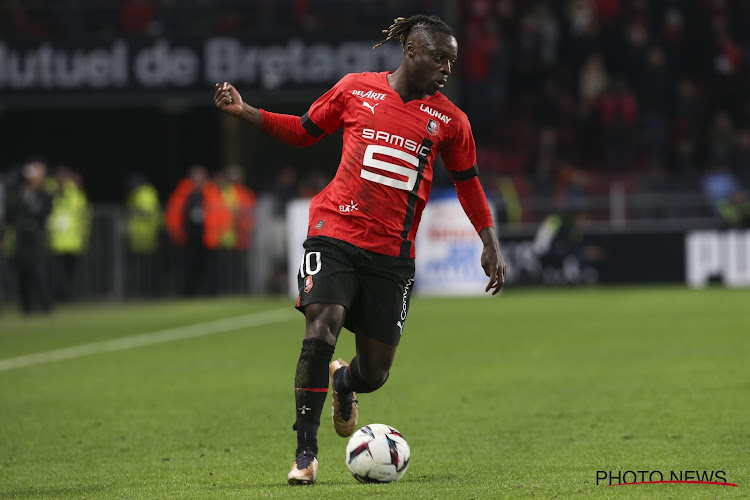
[305,316,338,345]
[304,304,344,345]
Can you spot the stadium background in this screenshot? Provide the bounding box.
[2,2,750,498]
[2,0,750,297]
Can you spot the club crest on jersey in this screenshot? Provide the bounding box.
[304,275,313,293]
[426,118,439,136]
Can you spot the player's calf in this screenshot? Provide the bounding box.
[293,338,335,455]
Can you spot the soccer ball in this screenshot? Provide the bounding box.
[345,423,410,483]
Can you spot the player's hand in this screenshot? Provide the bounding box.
[479,227,506,295]
[214,82,244,116]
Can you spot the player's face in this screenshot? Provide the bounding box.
[407,31,458,96]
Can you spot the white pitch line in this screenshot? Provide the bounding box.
[0,307,297,373]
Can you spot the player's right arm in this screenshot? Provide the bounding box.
[214,79,346,147]
[441,110,506,294]
[214,82,263,127]
[214,81,318,147]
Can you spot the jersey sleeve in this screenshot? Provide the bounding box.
[302,74,352,139]
[440,112,478,180]
[442,112,494,233]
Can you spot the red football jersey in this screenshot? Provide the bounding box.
[302,71,478,258]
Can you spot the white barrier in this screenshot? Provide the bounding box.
[286,198,313,297]
[686,230,750,287]
[413,197,490,295]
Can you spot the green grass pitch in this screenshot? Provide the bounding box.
[1,286,748,499]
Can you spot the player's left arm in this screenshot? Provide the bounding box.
[443,115,507,294]
[454,175,506,294]
[479,226,506,295]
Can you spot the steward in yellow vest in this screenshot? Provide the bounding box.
[127,175,162,254]
[48,171,89,256]
[214,166,256,293]
[126,173,162,296]
[47,167,90,301]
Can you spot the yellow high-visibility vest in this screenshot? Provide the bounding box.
[128,184,162,253]
[48,180,89,254]
[219,185,239,249]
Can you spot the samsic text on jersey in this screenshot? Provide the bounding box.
[301,71,477,259]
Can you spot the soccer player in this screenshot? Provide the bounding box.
[214,14,506,485]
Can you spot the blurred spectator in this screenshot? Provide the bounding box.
[215,1,246,34]
[595,79,638,171]
[577,54,609,167]
[270,165,299,217]
[228,166,257,283]
[215,166,256,294]
[57,0,85,37]
[6,161,53,314]
[701,163,742,216]
[293,0,316,30]
[533,78,578,168]
[617,20,649,78]
[555,163,589,207]
[515,9,547,92]
[733,129,750,175]
[712,28,743,110]
[13,0,52,37]
[165,165,230,296]
[4,0,750,228]
[535,2,561,69]
[672,138,699,175]
[126,172,162,296]
[531,205,600,284]
[672,79,706,159]
[708,110,736,166]
[534,79,563,131]
[214,169,234,294]
[120,0,158,35]
[461,17,503,139]
[716,188,750,229]
[592,0,621,28]
[530,127,562,192]
[455,0,750,191]
[579,54,609,104]
[636,46,673,168]
[225,164,257,255]
[3,0,441,39]
[662,4,687,74]
[565,0,602,71]
[567,0,594,38]
[298,170,330,198]
[0,1,13,34]
[47,165,90,302]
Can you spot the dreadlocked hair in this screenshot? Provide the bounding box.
[373,14,454,50]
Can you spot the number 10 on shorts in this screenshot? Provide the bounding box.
[299,251,322,278]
